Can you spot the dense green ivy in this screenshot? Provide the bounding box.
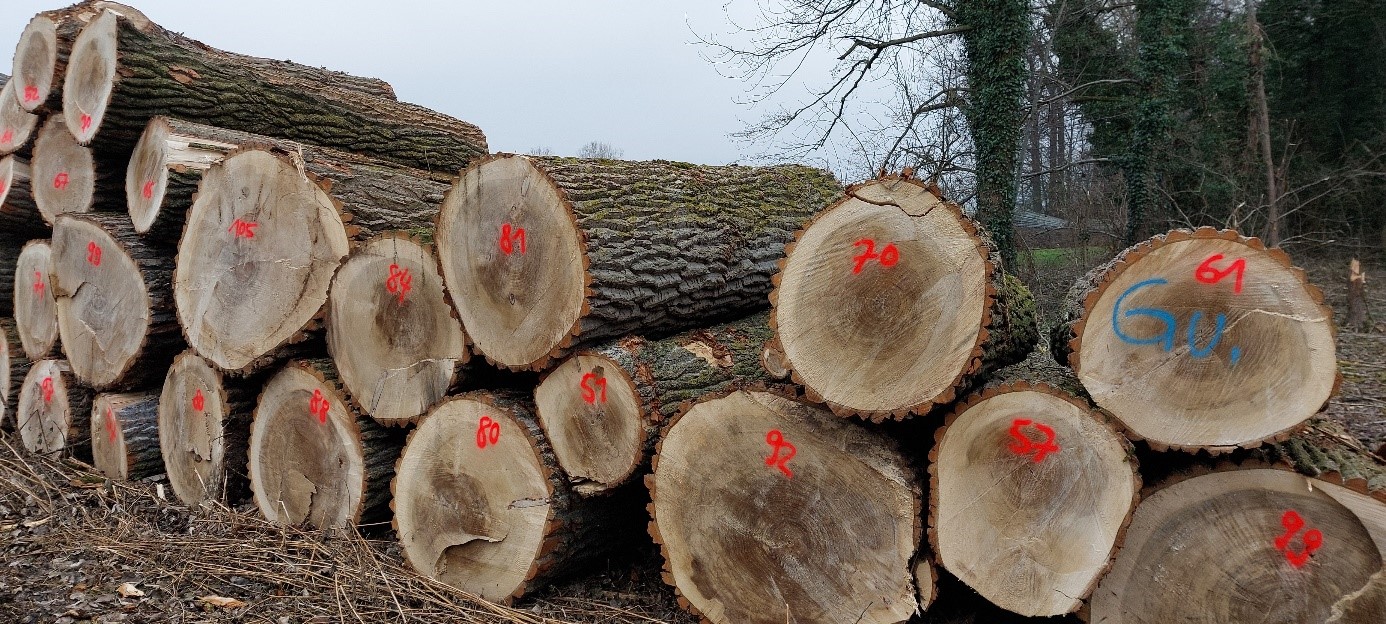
[954,0,1029,269]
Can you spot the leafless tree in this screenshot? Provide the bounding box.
[577,141,624,159]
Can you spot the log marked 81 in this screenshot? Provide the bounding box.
[1110,254,1246,365]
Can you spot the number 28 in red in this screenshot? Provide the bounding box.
[851,239,899,274]
[500,223,526,255]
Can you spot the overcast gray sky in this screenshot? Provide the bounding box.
[1,1,836,167]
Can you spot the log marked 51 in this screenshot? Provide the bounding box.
[765,429,796,478]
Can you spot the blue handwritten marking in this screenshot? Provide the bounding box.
[1111,279,1243,365]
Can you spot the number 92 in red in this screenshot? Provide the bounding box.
[851,239,899,274]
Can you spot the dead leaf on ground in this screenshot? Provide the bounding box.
[116,582,144,598]
[199,595,246,609]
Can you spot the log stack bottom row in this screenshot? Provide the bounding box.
[0,3,1382,623]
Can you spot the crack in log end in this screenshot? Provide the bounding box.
[508,497,552,510]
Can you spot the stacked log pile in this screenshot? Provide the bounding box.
[1,3,1381,623]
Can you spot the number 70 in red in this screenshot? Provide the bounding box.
[852,238,899,273]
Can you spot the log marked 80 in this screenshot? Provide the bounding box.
[1110,254,1246,365]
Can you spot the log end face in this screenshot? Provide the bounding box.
[52,215,152,390]
[327,234,465,424]
[534,353,645,494]
[175,149,349,374]
[16,240,59,361]
[61,9,118,145]
[32,116,95,224]
[774,180,988,417]
[0,80,39,155]
[1074,234,1337,450]
[127,117,172,234]
[393,395,553,603]
[436,155,586,370]
[11,15,58,114]
[930,386,1137,616]
[90,394,129,480]
[248,364,365,529]
[16,359,74,456]
[652,389,920,623]
[159,351,231,505]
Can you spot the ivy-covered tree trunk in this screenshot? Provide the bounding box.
[1123,0,1196,245]
[954,0,1027,269]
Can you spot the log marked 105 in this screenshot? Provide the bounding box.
[228,219,258,239]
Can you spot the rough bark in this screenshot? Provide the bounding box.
[1,155,46,242]
[392,391,623,604]
[436,153,841,370]
[928,378,1139,617]
[1,319,30,431]
[1089,464,1383,624]
[52,213,182,390]
[771,175,1038,421]
[14,239,60,360]
[1050,227,1338,452]
[15,358,93,459]
[127,116,452,242]
[0,76,40,156]
[648,389,923,624]
[247,359,402,529]
[1346,259,1369,331]
[326,232,467,426]
[533,311,782,495]
[173,148,349,375]
[90,391,162,480]
[0,240,14,320]
[157,350,254,505]
[63,7,485,172]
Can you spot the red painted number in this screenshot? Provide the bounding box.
[499,223,526,255]
[32,270,44,295]
[86,241,101,267]
[476,415,501,449]
[53,172,69,190]
[228,218,258,239]
[23,85,38,102]
[851,239,899,274]
[40,376,54,403]
[764,429,796,478]
[309,388,329,424]
[105,407,119,443]
[80,113,92,133]
[1195,254,1246,294]
[1274,509,1323,569]
[385,264,412,304]
[141,180,155,199]
[1008,419,1060,463]
[580,372,607,404]
[192,389,205,412]
[0,129,11,144]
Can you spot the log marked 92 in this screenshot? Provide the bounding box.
[764,430,795,478]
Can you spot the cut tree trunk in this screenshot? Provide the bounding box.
[9,2,142,114]
[649,389,923,624]
[771,175,1038,420]
[759,338,791,381]
[1088,466,1383,624]
[157,350,253,505]
[62,7,486,172]
[928,378,1139,617]
[1,155,47,241]
[1,319,30,431]
[533,311,780,495]
[15,358,92,458]
[915,555,937,613]
[173,148,349,375]
[90,391,161,480]
[393,391,620,604]
[1347,259,1369,331]
[127,116,452,242]
[52,213,181,390]
[15,239,60,360]
[1051,227,1338,452]
[326,233,466,426]
[0,77,40,156]
[31,116,96,224]
[435,154,841,370]
[247,359,401,528]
